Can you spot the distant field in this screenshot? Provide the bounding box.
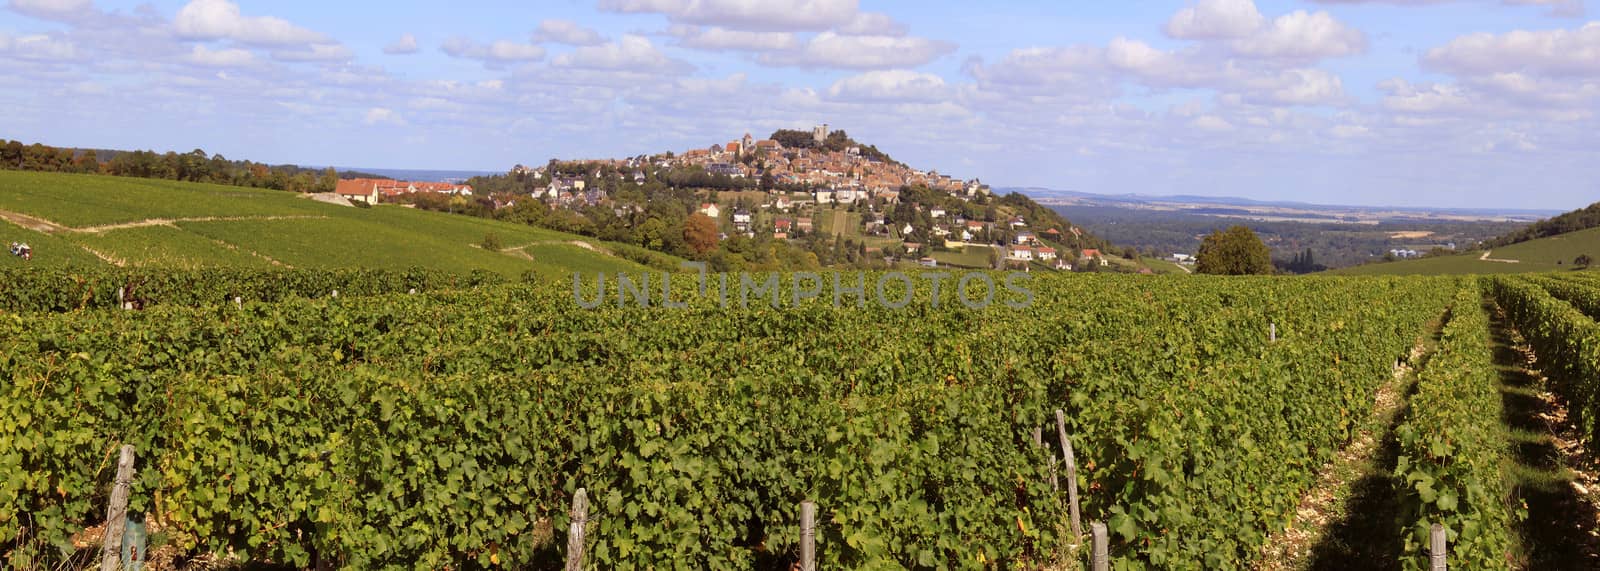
[0,170,668,277]
[359,205,573,247]
[1329,226,1600,275]
[1142,258,1190,275]
[522,243,650,276]
[930,246,993,268]
[0,171,327,226]
[69,225,275,269]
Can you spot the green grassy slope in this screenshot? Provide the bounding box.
[72,225,276,269]
[0,220,108,268]
[0,171,328,226]
[0,170,669,277]
[1328,226,1600,276]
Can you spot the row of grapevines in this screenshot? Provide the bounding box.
[1488,276,1600,447]
[1055,277,1455,567]
[1529,274,1600,320]
[2,273,1455,568]
[1393,283,1519,570]
[0,266,504,313]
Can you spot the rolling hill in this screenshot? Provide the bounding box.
[0,170,670,277]
[1327,225,1600,275]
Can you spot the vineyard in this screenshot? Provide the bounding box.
[5,269,1600,569]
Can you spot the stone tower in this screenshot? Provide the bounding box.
[812,123,829,144]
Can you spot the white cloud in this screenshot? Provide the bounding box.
[1466,71,1600,106]
[1231,10,1366,60]
[271,43,352,62]
[1,32,78,60]
[384,34,419,55]
[553,35,689,73]
[7,0,94,21]
[1189,114,1236,131]
[598,0,859,32]
[670,25,798,51]
[363,107,405,126]
[1378,78,1473,113]
[758,32,955,69]
[184,44,253,67]
[827,69,946,102]
[1242,68,1349,105]
[968,36,1349,107]
[1165,0,1265,40]
[1106,38,1201,83]
[533,19,604,46]
[1506,0,1587,18]
[1329,124,1372,138]
[965,45,1107,90]
[174,0,328,46]
[837,12,907,36]
[1310,0,1585,18]
[1424,22,1600,77]
[441,37,545,64]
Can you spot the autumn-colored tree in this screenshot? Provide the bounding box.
[318,167,339,193]
[1196,225,1274,275]
[683,213,719,256]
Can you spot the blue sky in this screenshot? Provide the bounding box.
[1,0,1596,209]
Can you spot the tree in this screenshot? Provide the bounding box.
[1577,254,1594,269]
[77,149,100,174]
[318,167,339,193]
[480,233,504,252]
[1196,225,1274,275]
[683,213,719,257]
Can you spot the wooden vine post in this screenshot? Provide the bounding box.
[1430,523,1447,571]
[1090,522,1109,571]
[1055,409,1083,540]
[100,444,136,571]
[800,501,817,571]
[1270,322,1277,342]
[1049,453,1060,492]
[564,488,589,571]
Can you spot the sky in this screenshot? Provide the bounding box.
[0,0,1596,210]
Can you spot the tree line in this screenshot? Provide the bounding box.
[767,129,900,166]
[0,138,385,193]
[1485,200,1600,248]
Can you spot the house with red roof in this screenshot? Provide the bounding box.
[334,179,380,205]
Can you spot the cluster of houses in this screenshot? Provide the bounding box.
[700,202,812,239]
[1005,226,1096,271]
[333,178,475,205]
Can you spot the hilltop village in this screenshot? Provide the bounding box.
[307,126,1143,272]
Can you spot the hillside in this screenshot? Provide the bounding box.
[0,170,668,277]
[1485,200,1600,248]
[1327,225,1600,275]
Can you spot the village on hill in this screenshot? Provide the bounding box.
[461,125,1142,272]
[175,124,1149,273]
